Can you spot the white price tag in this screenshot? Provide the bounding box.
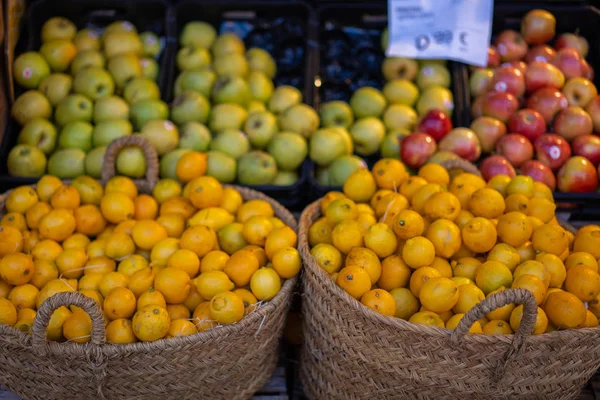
[387,0,494,67]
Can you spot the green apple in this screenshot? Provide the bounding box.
[206,151,236,183]
[18,118,57,154]
[94,96,130,123]
[38,73,72,105]
[74,29,101,52]
[54,94,93,126]
[213,53,248,77]
[116,146,146,178]
[41,17,76,42]
[140,120,179,155]
[237,151,278,185]
[209,104,247,131]
[47,148,86,178]
[350,87,387,118]
[13,52,50,89]
[177,47,211,71]
[315,167,329,186]
[380,129,409,159]
[416,86,454,116]
[174,69,216,97]
[140,32,161,58]
[246,48,276,79]
[309,128,348,167]
[140,58,159,81]
[130,99,168,129]
[349,117,386,156]
[92,119,133,147]
[84,146,107,178]
[108,53,142,88]
[123,77,160,104]
[278,104,320,138]
[212,75,250,105]
[12,90,52,125]
[248,71,274,103]
[103,32,143,58]
[244,111,277,148]
[267,132,307,171]
[330,127,354,155]
[319,101,354,129]
[160,149,190,179]
[210,129,250,159]
[70,50,105,74]
[268,85,301,114]
[180,22,217,49]
[383,104,418,131]
[59,121,93,151]
[212,33,245,57]
[382,57,419,81]
[247,101,266,114]
[40,40,77,72]
[273,171,298,186]
[383,79,419,106]
[7,144,47,177]
[416,63,451,89]
[419,59,447,66]
[171,91,210,124]
[179,122,211,151]
[103,21,137,38]
[73,67,115,100]
[328,155,367,186]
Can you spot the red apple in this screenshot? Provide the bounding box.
[582,60,594,81]
[491,66,525,97]
[572,135,600,166]
[524,61,565,93]
[471,95,484,119]
[521,160,557,190]
[534,134,572,171]
[487,46,501,68]
[469,68,494,98]
[501,61,528,75]
[417,109,453,142]
[438,128,481,162]
[557,156,598,192]
[526,87,569,125]
[524,45,556,64]
[562,77,598,108]
[400,133,437,169]
[555,33,589,58]
[551,48,585,79]
[481,92,520,123]
[585,95,600,133]
[496,133,534,168]
[495,30,528,62]
[470,116,507,153]
[507,109,546,143]
[521,9,556,45]
[480,155,516,181]
[553,106,593,141]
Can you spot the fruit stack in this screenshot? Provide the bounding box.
[165,21,313,187]
[468,9,600,193]
[306,158,600,333]
[9,17,164,179]
[0,173,300,342]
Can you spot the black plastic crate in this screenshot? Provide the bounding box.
[307,2,469,200]
[0,0,174,192]
[171,0,316,211]
[462,3,600,207]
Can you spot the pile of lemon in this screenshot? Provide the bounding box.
[0,175,300,343]
[309,159,600,334]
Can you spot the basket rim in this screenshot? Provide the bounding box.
[299,198,600,346]
[0,183,298,354]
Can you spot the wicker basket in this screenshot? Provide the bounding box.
[0,136,297,400]
[299,199,600,400]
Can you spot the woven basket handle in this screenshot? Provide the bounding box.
[32,291,107,350]
[101,135,159,194]
[438,158,482,177]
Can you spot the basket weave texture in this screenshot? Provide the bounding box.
[0,136,297,400]
[298,199,600,400]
